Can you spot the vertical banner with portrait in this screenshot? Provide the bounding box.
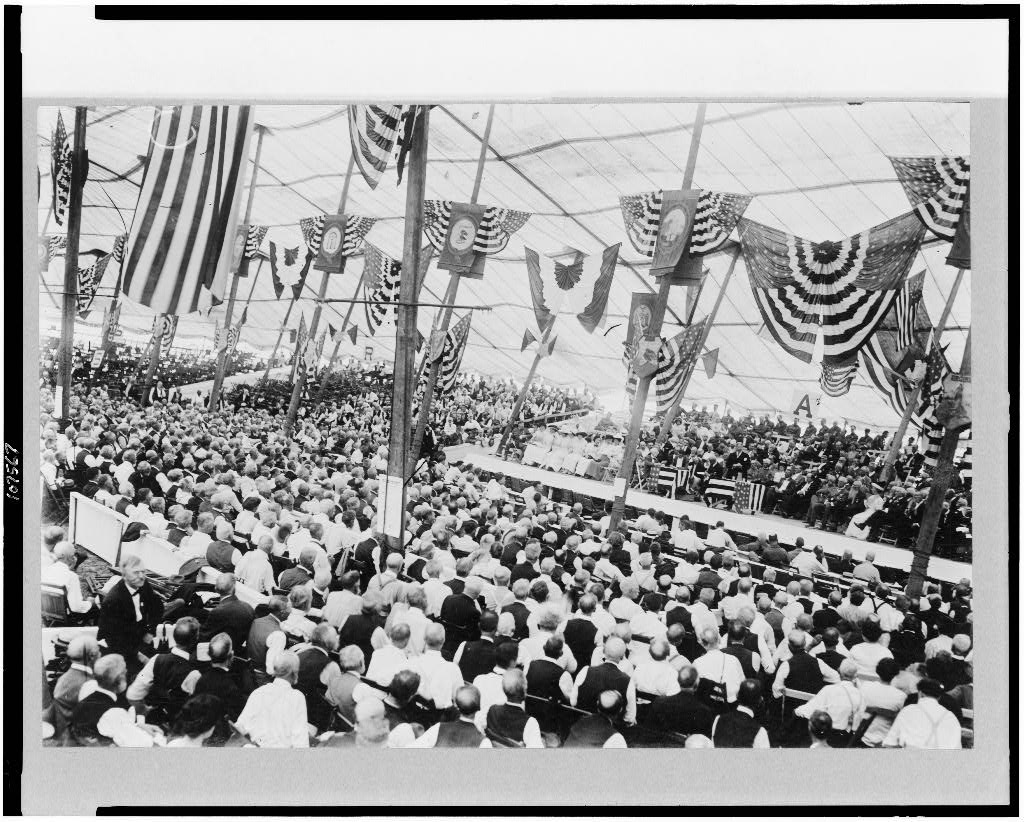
[438,202,486,272]
[231,223,249,276]
[651,189,700,277]
[625,291,660,378]
[315,214,347,273]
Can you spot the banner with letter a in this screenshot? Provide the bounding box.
[789,389,823,419]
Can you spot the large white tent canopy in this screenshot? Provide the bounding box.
[38,101,969,428]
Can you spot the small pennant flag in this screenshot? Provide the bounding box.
[51,110,73,226]
[239,306,248,326]
[538,335,557,359]
[329,323,338,341]
[521,328,537,352]
[416,330,426,353]
[701,348,719,379]
[347,325,358,345]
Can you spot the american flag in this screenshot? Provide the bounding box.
[619,189,752,258]
[733,479,768,514]
[111,234,128,264]
[819,359,858,397]
[121,106,254,316]
[76,255,112,316]
[654,318,708,415]
[957,437,972,478]
[348,104,406,190]
[895,271,925,352]
[423,201,531,255]
[50,110,72,226]
[245,224,269,258]
[433,313,473,397]
[917,337,952,469]
[742,212,923,365]
[361,244,402,335]
[890,156,970,240]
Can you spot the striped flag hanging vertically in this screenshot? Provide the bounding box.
[433,313,473,397]
[121,106,255,316]
[348,104,405,190]
[890,156,970,240]
[50,110,72,226]
[653,318,708,416]
[245,224,269,258]
[361,244,402,335]
[77,255,112,316]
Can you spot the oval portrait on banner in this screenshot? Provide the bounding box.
[660,205,690,246]
[449,216,478,252]
[631,304,653,341]
[321,224,344,256]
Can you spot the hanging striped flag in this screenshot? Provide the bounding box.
[890,156,970,240]
[619,189,752,258]
[957,438,972,479]
[741,212,923,365]
[525,244,621,334]
[423,201,531,255]
[245,224,269,258]
[50,110,72,226]
[348,104,405,190]
[39,235,66,270]
[121,106,255,315]
[111,233,128,264]
[819,359,858,397]
[106,303,122,339]
[704,478,737,505]
[653,318,708,416]
[77,255,112,316]
[361,244,402,335]
[733,479,768,514]
[433,313,473,397]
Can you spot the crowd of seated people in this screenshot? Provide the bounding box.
[40,366,972,748]
[635,404,972,561]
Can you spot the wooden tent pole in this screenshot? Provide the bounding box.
[409,103,495,468]
[209,123,268,408]
[608,102,707,533]
[880,267,965,483]
[496,319,556,458]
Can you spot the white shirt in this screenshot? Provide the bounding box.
[794,680,866,732]
[855,681,908,746]
[847,641,894,677]
[236,678,309,748]
[471,669,508,731]
[629,610,667,639]
[364,645,419,688]
[321,590,363,629]
[692,649,746,703]
[233,550,276,594]
[390,606,431,655]
[519,630,577,673]
[883,697,962,749]
[422,578,450,617]
[41,562,93,614]
[415,649,464,709]
[631,659,681,697]
[672,528,705,552]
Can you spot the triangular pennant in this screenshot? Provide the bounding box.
[347,325,358,345]
[329,323,338,341]
[521,328,537,352]
[701,348,719,379]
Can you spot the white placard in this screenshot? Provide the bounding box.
[381,474,405,539]
[613,476,627,497]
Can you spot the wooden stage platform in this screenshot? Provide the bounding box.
[452,447,972,585]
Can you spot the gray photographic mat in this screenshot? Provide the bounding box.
[17,95,1009,812]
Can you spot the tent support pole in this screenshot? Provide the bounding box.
[384,106,431,552]
[653,244,741,451]
[497,319,555,458]
[210,123,267,408]
[283,154,356,438]
[409,103,495,470]
[905,330,970,596]
[57,107,88,423]
[314,260,369,407]
[608,102,707,533]
[879,267,965,483]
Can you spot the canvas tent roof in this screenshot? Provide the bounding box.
[37,101,970,428]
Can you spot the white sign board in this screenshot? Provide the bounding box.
[381,474,405,539]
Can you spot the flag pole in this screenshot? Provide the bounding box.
[608,102,707,533]
[57,107,88,424]
[262,297,296,382]
[384,106,432,552]
[496,319,556,458]
[905,329,970,596]
[283,154,356,438]
[653,243,741,451]
[879,267,965,483]
[209,122,268,409]
[140,316,166,405]
[410,103,496,467]
[39,203,64,311]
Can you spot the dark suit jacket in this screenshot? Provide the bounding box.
[97,579,163,659]
[199,595,256,651]
[509,562,540,585]
[644,690,716,736]
[193,666,246,720]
